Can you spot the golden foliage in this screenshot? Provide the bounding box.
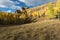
[1,0,60,24]
[19,13,26,19]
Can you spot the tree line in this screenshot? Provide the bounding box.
[0,0,60,25]
[0,7,37,25]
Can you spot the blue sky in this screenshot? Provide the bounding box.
[0,0,55,13]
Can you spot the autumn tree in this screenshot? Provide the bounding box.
[46,2,55,19]
[56,0,60,19]
[56,0,60,12]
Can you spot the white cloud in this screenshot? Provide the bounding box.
[10,5,21,9]
[19,0,55,6]
[0,5,6,8]
[19,0,26,2]
[7,10,11,12]
[0,0,21,9]
[0,0,14,7]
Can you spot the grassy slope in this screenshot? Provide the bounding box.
[0,20,60,40]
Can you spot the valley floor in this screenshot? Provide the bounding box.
[0,19,60,40]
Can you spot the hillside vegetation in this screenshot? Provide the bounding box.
[0,0,60,25]
[0,0,60,40]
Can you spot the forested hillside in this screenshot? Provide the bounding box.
[1,0,60,40]
[0,0,60,25]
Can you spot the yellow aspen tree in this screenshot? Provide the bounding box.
[47,2,55,18]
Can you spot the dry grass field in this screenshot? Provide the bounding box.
[0,19,60,40]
